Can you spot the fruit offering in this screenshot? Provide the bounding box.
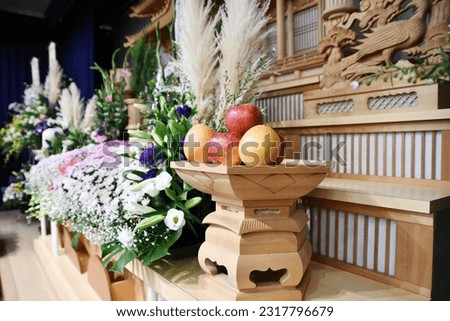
[238,124,281,166]
[207,132,242,165]
[183,123,214,162]
[224,103,263,136]
[183,104,281,166]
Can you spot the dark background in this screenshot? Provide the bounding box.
[0,0,149,199]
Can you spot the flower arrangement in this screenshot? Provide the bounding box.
[42,82,98,156]
[26,134,204,271]
[1,167,28,209]
[0,84,49,161]
[91,49,129,141]
[124,37,159,99]
[13,1,275,275]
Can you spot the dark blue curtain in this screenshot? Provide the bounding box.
[1,4,95,200]
[0,41,47,128]
[0,41,47,196]
[57,3,95,99]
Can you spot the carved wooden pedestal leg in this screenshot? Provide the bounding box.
[197,197,312,301]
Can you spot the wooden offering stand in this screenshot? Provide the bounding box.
[171,160,330,301]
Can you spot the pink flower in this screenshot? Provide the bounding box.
[95,135,107,143]
[105,95,113,102]
[59,159,79,175]
[90,129,108,143]
[90,130,98,140]
[122,69,131,78]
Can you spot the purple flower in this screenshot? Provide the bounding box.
[176,105,191,119]
[143,169,158,180]
[33,123,48,135]
[140,146,162,166]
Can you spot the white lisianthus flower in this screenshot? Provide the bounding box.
[155,171,172,190]
[164,209,185,231]
[117,228,135,249]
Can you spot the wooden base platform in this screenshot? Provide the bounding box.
[0,210,57,301]
[32,235,428,301]
[33,236,100,300]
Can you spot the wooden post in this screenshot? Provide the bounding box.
[50,220,59,256]
[276,0,285,60]
[40,216,47,238]
[441,131,450,180]
[147,286,158,301]
[286,0,294,57]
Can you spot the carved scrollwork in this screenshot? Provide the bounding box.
[320,0,449,88]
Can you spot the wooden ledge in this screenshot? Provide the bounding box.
[270,109,450,130]
[306,177,450,214]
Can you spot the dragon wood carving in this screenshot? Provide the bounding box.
[320,0,449,88]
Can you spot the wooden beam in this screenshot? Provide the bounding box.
[277,0,286,60]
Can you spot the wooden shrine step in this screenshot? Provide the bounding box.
[33,236,101,301]
[32,234,428,301]
[308,177,450,214]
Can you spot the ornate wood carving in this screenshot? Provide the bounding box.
[124,0,173,47]
[319,0,449,88]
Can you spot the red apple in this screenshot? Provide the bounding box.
[207,132,242,165]
[225,104,263,136]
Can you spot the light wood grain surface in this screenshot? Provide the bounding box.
[0,210,57,300]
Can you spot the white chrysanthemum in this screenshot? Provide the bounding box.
[164,209,185,231]
[117,228,135,249]
[155,171,172,190]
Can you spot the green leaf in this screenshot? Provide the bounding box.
[101,243,124,269]
[128,130,154,141]
[101,242,121,257]
[71,231,80,250]
[140,229,182,265]
[135,214,165,230]
[185,197,202,209]
[159,94,167,107]
[109,250,138,273]
[168,120,181,137]
[165,188,177,201]
[152,133,164,146]
[122,169,146,182]
[155,121,166,138]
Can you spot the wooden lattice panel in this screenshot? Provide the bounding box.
[300,131,442,180]
[317,99,354,114]
[256,93,304,122]
[304,81,449,119]
[368,92,419,110]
